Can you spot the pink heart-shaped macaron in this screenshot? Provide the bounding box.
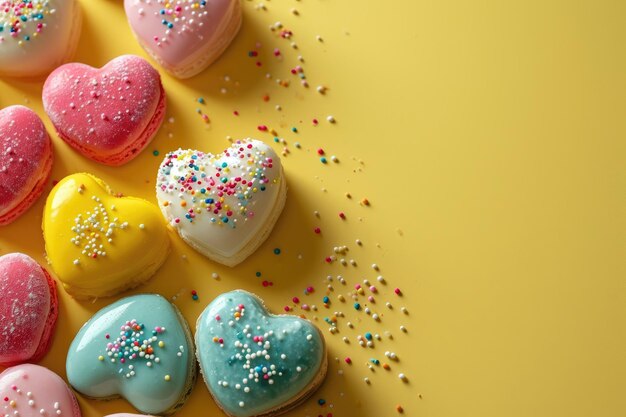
[42,55,166,166]
[0,253,58,367]
[0,105,53,225]
[124,0,242,78]
[0,364,81,417]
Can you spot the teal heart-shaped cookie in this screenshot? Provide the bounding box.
[66,294,196,415]
[195,290,328,417]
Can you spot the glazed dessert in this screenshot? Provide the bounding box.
[0,0,82,78]
[0,253,58,367]
[67,294,196,415]
[156,140,286,266]
[42,55,166,166]
[195,290,327,417]
[0,105,53,225]
[43,173,170,299]
[124,0,242,78]
[0,364,82,417]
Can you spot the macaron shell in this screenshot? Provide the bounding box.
[195,290,327,417]
[0,0,82,78]
[0,364,81,417]
[42,55,165,166]
[124,0,242,78]
[155,140,286,266]
[0,105,53,225]
[0,253,57,367]
[67,294,196,415]
[43,173,170,299]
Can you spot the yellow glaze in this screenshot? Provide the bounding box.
[43,173,170,299]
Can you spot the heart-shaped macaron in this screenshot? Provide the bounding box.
[0,0,82,78]
[124,0,242,78]
[156,140,286,266]
[195,290,327,417]
[43,173,170,299]
[67,294,196,415]
[42,55,165,166]
[0,253,58,367]
[0,364,81,417]
[0,105,53,225]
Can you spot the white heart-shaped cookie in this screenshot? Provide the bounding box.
[156,140,286,266]
[0,0,82,78]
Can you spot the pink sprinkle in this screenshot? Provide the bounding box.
[302,304,310,311]
[370,286,377,293]
[306,286,314,293]
[355,284,361,290]
[215,315,221,321]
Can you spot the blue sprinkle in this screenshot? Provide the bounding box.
[222,217,229,223]
[273,248,281,255]
[365,332,372,340]
[354,303,361,310]
[323,296,330,304]
[200,188,206,194]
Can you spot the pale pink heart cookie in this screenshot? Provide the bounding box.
[0,105,53,225]
[0,253,58,367]
[0,364,81,417]
[124,0,242,79]
[42,55,166,166]
[0,0,82,78]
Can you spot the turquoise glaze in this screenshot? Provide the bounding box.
[66,294,194,415]
[196,290,326,417]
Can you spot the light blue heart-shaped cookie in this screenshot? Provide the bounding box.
[195,290,327,417]
[66,294,196,415]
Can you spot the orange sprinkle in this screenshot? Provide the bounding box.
[383,363,391,370]
[180,201,187,207]
[396,405,404,413]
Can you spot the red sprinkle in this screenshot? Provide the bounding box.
[314,227,321,234]
[258,125,268,131]
[339,212,346,219]
[292,297,300,303]
[344,357,352,364]
[394,288,402,295]
[317,148,325,155]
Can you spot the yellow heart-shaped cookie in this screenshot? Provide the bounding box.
[43,173,169,299]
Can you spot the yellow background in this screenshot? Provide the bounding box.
[1,1,624,416]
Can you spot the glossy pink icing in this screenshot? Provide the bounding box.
[0,364,81,417]
[0,105,52,223]
[124,0,238,73]
[42,55,165,165]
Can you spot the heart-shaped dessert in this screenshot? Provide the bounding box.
[195,290,327,417]
[124,0,242,78]
[0,364,82,417]
[0,253,58,367]
[0,0,82,78]
[67,294,196,415]
[0,105,53,225]
[42,55,166,166]
[105,414,154,417]
[156,140,286,266]
[43,173,170,299]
